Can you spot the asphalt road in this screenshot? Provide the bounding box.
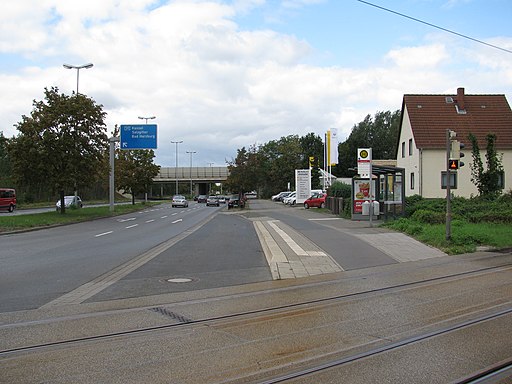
[1,202,267,312]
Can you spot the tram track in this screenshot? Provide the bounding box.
[1,261,511,360]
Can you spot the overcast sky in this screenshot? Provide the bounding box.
[1,0,511,167]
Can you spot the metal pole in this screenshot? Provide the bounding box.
[186,151,196,197]
[171,140,183,195]
[109,136,120,212]
[446,129,452,240]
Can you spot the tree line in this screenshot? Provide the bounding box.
[0,87,160,212]
[225,110,401,197]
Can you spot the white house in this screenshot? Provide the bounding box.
[396,87,512,198]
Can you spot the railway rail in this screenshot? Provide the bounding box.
[1,258,511,383]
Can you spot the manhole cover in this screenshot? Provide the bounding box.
[167,278,193,283]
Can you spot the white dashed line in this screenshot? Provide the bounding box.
[172,219,183,224]
[126,224,138,229]
[95,231,113,237]
[146,219,155,223]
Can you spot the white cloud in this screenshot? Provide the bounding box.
[1,0,511,167]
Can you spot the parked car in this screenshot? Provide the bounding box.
[271,191,291,201]
[0,188,16,212]
[304,193,327,209]
[197,195,207,203]
[171,195,189,208]
[283,191,296,205]
[217,195,226,204]
[56,195,83,211]
[206,195,220,207]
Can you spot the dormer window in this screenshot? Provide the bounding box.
[445,97,454,103]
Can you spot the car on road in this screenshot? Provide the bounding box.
[227,194,245,209]
[217,195,226,204]
[304,193,327,209]
[56,195,83,211]
[197,195,207,203]
[206,195,220,207]
[171,195,189,208]
[0,188,16,212]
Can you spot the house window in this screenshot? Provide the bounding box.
[410,172,415,190]
[401,142,405,158]
[498,171,505,189]
[408,139,413,156]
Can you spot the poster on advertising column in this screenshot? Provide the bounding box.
[295,169,311,204]
[353,179,376,214]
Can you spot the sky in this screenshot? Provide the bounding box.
[1,0,511,168]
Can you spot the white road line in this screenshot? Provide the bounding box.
[172,212,178,216]
[308,218,341,221]
[126,224,138,229]
[161,216,168,219]
[146,219,155,223]
[172,219,183,224]
[117,217,136,222]
[95,231,113,237]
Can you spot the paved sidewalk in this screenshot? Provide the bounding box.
[238,200,447,279]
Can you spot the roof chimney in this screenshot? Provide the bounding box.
[457,87,465,111]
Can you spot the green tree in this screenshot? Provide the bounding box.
[336,110,400,176]
[225,145,262,194]
[469,133,504,198]
[116,149,160,204]
[8,87,108,212]
[0,132,14,187]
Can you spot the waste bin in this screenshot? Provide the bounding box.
[362,201,370,215]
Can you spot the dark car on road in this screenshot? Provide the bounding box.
[197,195,207,203]
[227,194,245,209]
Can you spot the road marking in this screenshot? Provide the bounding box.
[40,214,217,307]
[126,224,138,229]
[117,217,136,222]
[95,231,113,237]
[161,215,168,219]
[172,212,178,216]
[268,220,308,256]
[172,219,183,224]
[308,218,341,221]
[146,219,155,223]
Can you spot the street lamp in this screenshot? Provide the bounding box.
[171,140,183,195]
[186,151,196,197]
[63,63,94,95]
[138,116,156,124]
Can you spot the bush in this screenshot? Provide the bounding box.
[328,181,351,198]
[411,209,445,224]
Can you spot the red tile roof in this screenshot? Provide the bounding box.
[401,90,512,149]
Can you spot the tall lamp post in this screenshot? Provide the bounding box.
[138,116,156,124]
[171,140,183,195]
[63,63,94,94]
[186,151,196,197]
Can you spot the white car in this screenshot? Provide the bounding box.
[56,195,83,211]
[171,195,189,208]
[283,192,296,205]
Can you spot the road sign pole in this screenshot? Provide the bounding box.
[109,136,120,212]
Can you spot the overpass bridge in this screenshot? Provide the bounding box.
[149,166,229,197]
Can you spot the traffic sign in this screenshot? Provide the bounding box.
[120,124,157,149]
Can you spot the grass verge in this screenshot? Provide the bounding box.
[382,218,512,254]
[0,202,161,233]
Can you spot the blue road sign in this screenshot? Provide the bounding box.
[120,124,157,149]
